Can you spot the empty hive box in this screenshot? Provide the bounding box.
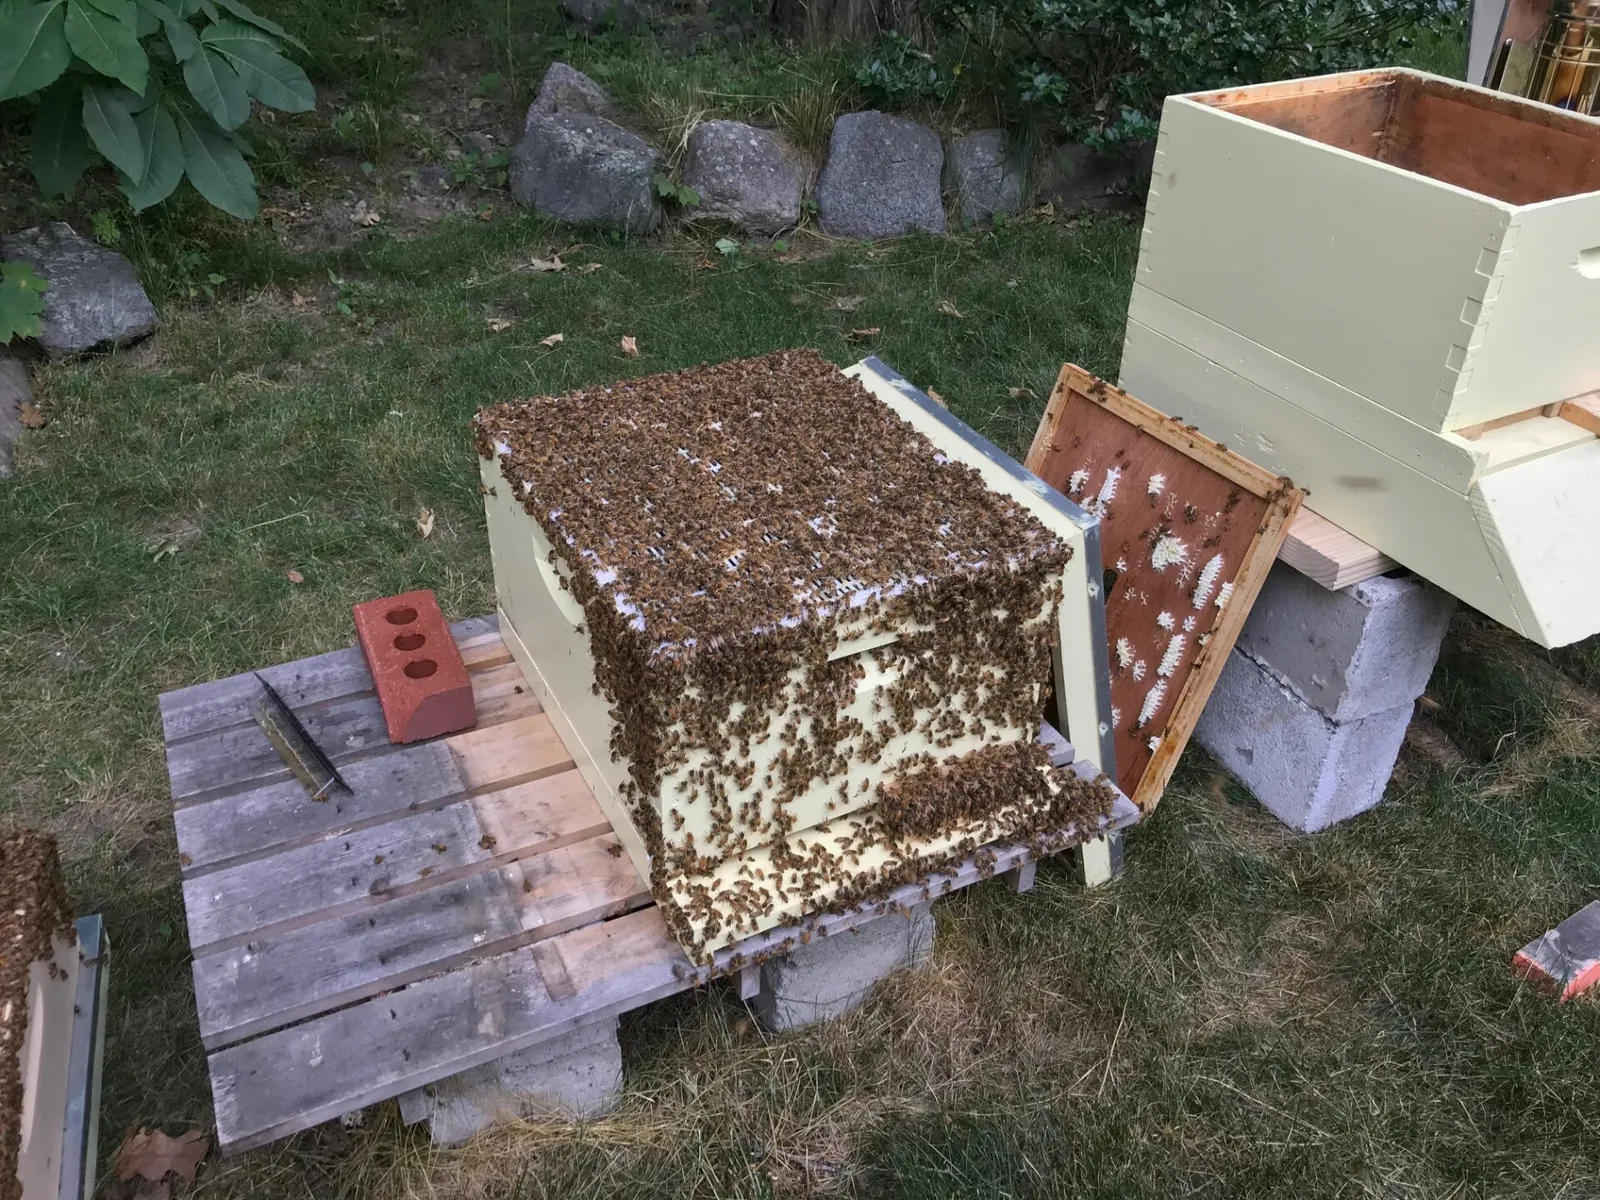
[476,349,1115,960]
[2,832,77,1200]
[1122,67,1600,647]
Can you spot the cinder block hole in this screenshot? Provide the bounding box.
[394,632,426,651]
[386,606,419,625]
[404,659,438,679]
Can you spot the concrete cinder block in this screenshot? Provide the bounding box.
[397,1018,622,1145]
[1194,648,1415,832]
[1236,564,1454,722]
[754,904,934,1031]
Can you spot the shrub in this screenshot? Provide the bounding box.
[925,0,1463,137]
[0,0,314,220]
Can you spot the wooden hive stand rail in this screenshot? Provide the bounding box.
[162,617,1137,1154]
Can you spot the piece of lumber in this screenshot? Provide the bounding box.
[1558,393,1600,437]
[1025,364,1303,811]
[1278,508,1396,590]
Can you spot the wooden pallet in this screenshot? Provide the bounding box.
[160,615,1138,1155]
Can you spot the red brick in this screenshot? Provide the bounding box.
[353,589,477,744]
[1512,899,1600,1003]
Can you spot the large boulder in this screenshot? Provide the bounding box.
[681,121,803,234]
[1034,140,1157,214]
[815,111,945,239]
[525,62,615,130]
[510,114,662,233]
[561,0,642,31]
[1,222,157,359]
[945,129,1025,223]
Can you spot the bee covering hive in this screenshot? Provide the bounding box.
[2,831,77,1200]
[476,350,1113,960]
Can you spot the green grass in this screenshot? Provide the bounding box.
[9,5,1600,1198]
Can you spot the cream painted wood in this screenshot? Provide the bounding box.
[15,931,79,1200]
[1141,70,1600,435]
[843,360,1112,772]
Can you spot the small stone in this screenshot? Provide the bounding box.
[411,165,453,196]
[1,222,157,359]
[945,130,1025,224]
[0,351,28,478]
[560,0,642,31]
[816,111,945,240]
[525,62,615,128]
[681,121,803,234]
[510,114,662,234]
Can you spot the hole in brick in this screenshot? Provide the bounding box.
[404,659,437,679]
[386,606,419,625]
[394,632,426,651]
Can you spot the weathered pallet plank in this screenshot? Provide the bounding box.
[167,669,543,803]
[183,803,493,953]
[159,615,504,743]
[210,907,686,1154]
[192,774,633,1049]
[447,714,574,793]
[176,741,466,876]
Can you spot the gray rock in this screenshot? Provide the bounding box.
[561,0,642,31]
[0,352,28,478]
[1,222,157,359]
[945,129,1025,223]
[510,114,662,233]
[816,111,945,239]
[526,63,615,129]
[681,120,803,234]
[1034,139,1156,213]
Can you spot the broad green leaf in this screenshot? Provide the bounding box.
[30,77,90,194]
[82,0,139,31]
[210,0,302,51]
[64,0,147,92]
[182,44,247,128]
[121,98,182,209]
[0,261,50,345]
[174,103,256,218]
[201,19,310,111]
[0,1,70,100]
[140,0,199,60]
[82,81,146,182]
[131,0,157,35]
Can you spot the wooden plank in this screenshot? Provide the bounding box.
[175,741,467,876]
[159,615,505,743]
[209,907,689,1154]
[447,712,575,793]
[1558,393,1600,437]
[1203,78,1398,161]
[1026,364,1303,811]
[166,666,541,804]
[1277,508,1395,590]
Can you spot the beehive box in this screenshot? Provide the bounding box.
[1123,67,1600,647]
[3,833,78,1200]
[476,350,1115,960]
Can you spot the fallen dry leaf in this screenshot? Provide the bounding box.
[114,1128,208,1185]
[845,327,881,343]
[831,294,864,312]
[576,263,603,274]
[1008,386,1037,401]
[777,252,803,265]
[529,255,566,273]
[417,508,435,539]
[936,300,964,318]
[485,316,516,332]
[695,257,720,271]
[620,335,639,357]
[19,403,47,429]
[926,388,948,408]
[350,200,381,227]
[286,569,304,584]
[477,207,494,221]
[290,290,312,307]
[539,332,565,348]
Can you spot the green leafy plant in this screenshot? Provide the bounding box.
[653,171,699,208]
[0,0,315,220]
[855,32,950,104]
[0,261,49,344]
[714,236,739,262]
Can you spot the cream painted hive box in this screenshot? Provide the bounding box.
[475,350,1115,961]
[1123,67,1600,647]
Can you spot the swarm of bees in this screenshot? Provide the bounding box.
[475,350,1113,964]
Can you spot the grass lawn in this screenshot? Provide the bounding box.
[4,4,1600,1197]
